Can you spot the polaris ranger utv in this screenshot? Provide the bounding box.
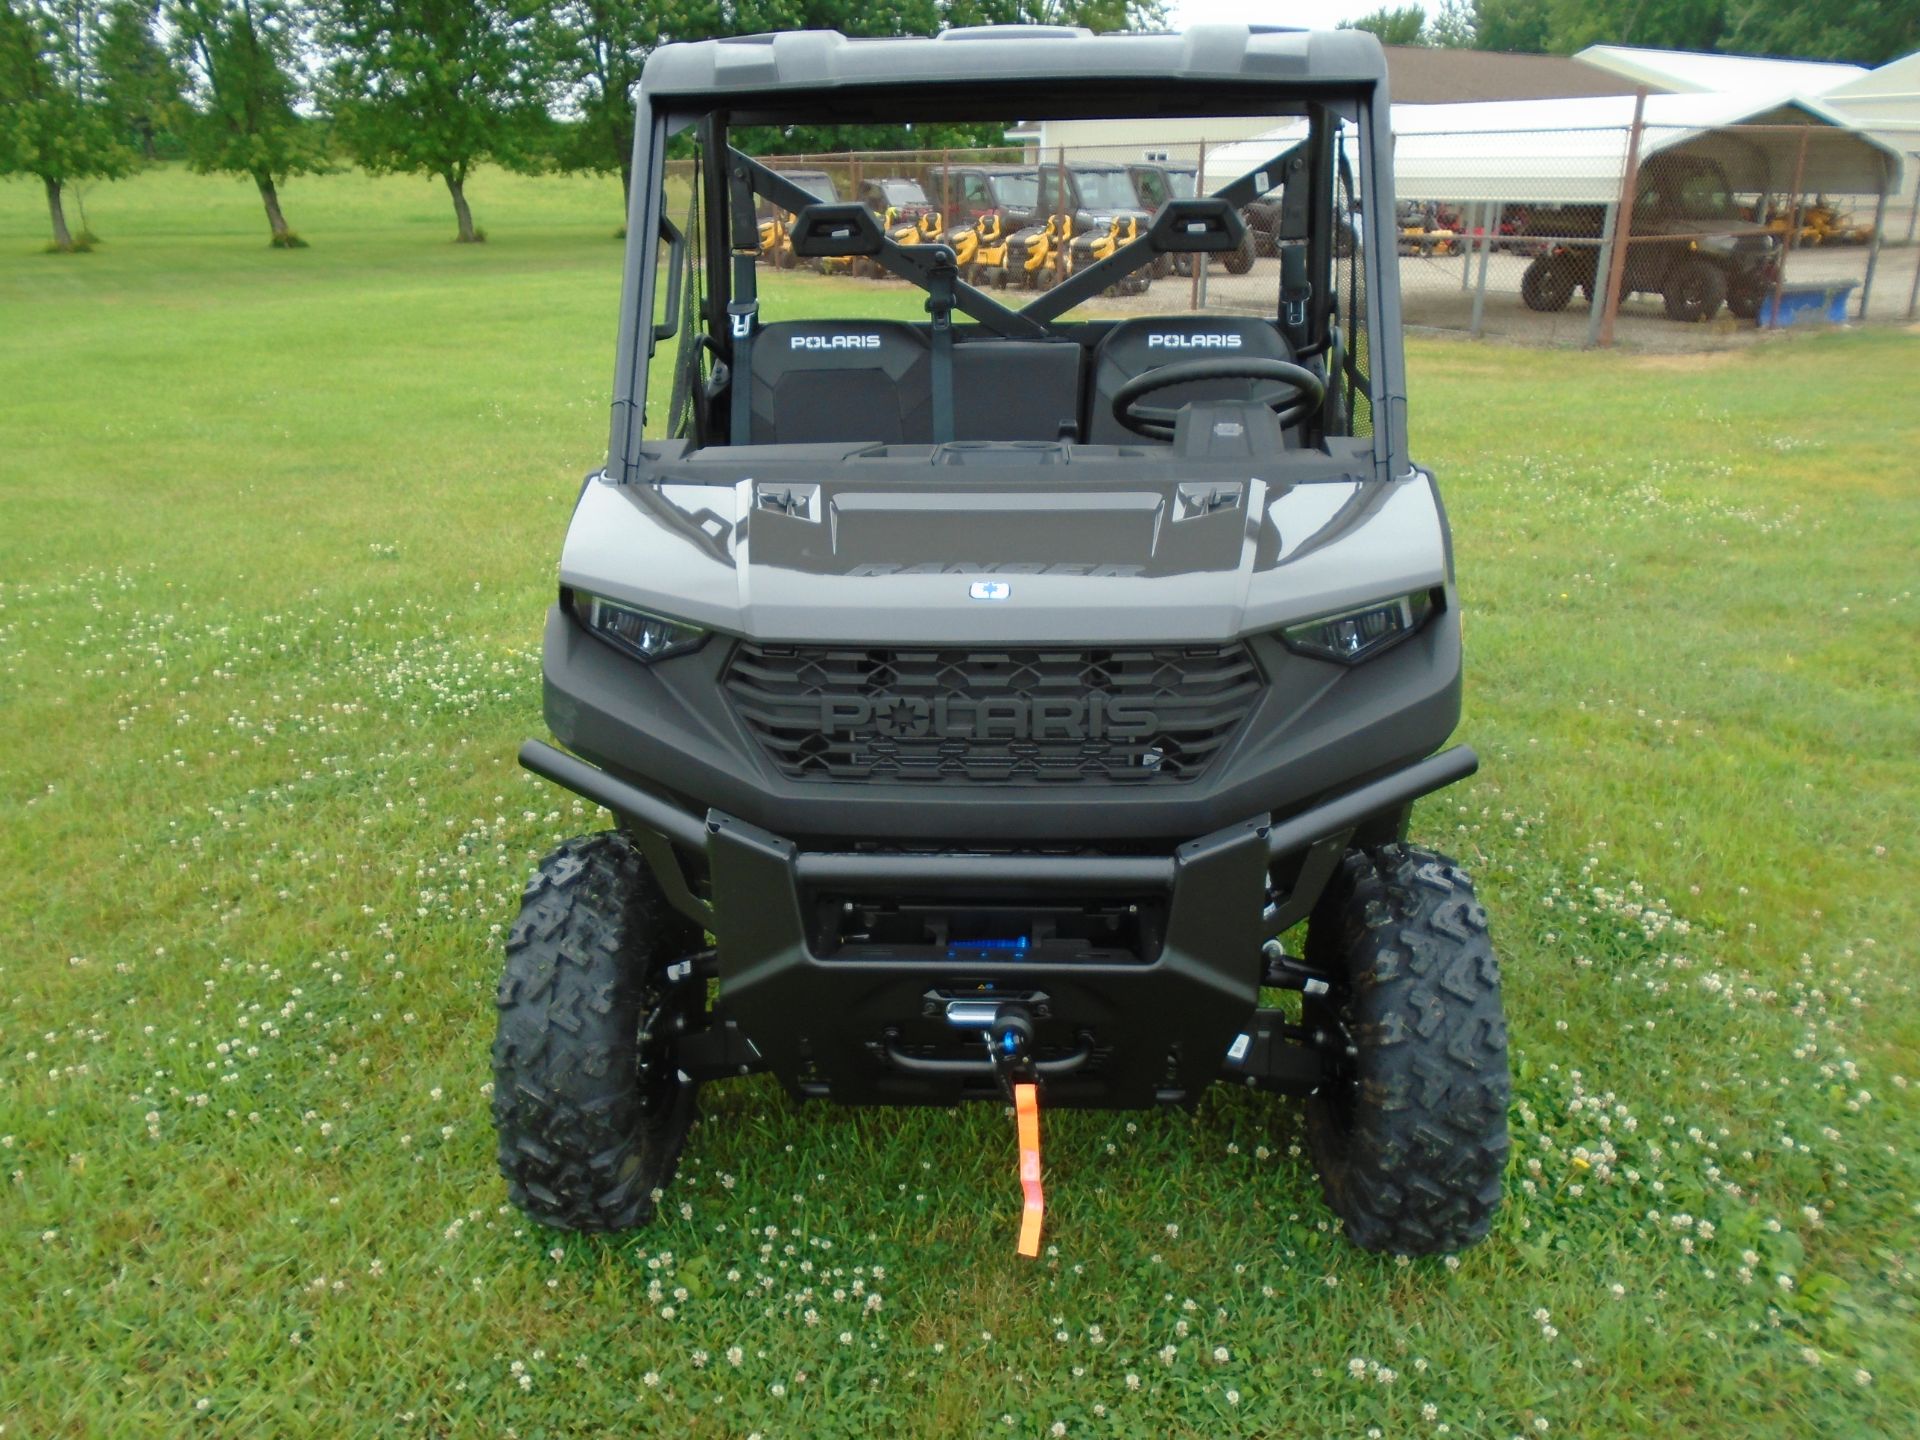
[1519,153,1781,322]
[495,24,1511,1257]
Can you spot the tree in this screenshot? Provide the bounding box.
[539,0,677,206]
[0,0,140,250]
[940,0,1163,27]
[98,0,183,158]
[1470,0,1551,52]
[1541,0,1722,56]
[169,0,325,244]
[1339,5,1431,46]
[1723,0,1919,66]
[1466,0,1914,64]
[538,0,1168,210]
[320,0,547,242]
[1427,0,1477,48]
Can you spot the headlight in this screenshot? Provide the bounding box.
[570,590,707,663]
[1280,590,1434,664]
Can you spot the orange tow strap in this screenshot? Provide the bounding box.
[1014,1082,1044,1258]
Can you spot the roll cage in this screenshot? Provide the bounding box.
[607,27,1408,482]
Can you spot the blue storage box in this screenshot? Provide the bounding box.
[1757,281,1856,328]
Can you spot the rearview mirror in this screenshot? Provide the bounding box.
[1148,197,1249,254]
[789,203,886,258]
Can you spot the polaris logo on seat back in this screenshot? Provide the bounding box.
[790,333,883,350]
[821,694,1157,743]
[1147,333,1243,350]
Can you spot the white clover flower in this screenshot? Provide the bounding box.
[1213,1346,1229,1364]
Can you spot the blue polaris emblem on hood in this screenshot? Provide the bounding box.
[969,580,1011,601]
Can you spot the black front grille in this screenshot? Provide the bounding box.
[724,643,1261,785]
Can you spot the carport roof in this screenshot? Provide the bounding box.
[1206,91,1903,203]
[1574,45,1865,98]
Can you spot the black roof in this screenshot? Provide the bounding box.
[640,25,1388,106]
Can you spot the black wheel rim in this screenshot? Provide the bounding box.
[634,971,695,1114]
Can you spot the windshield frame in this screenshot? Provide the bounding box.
[611,74,1403,483]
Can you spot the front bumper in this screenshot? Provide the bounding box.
[519,738,1477,1107]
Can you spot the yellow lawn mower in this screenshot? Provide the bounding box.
[948,212,1010,287]
[755,209,800,269]
[854,206,946,278]
[1009,213,1073,289]
[1069,213,1153,296]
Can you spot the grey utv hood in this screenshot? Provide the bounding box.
[560,472,1447,647]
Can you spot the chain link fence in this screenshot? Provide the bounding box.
[675,122,1916,349]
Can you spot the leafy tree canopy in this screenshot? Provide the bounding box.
[1339,5,1429,47]
[320,0,550,239]
[1,0,144,246]
[0,0,141,188]
[99,0,185,158]
[170,0,324,183]
[1467,0,1917,64]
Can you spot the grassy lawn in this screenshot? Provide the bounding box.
[2,165,1917,1438]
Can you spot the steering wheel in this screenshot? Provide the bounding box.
[1112,358,1327,441]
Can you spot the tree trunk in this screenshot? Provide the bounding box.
[444,170,478,243]
[44,176,74,251]
[620,157,632,208]
[255,171,292,243]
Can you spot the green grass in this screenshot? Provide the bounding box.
[3,164,1918,1439]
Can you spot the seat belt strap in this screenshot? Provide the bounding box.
[727,161,760,445]
[926,254,957,444]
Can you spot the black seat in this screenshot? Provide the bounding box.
[952,339,1083,442]
[750,321,931,444]
[1084,316,1295,444]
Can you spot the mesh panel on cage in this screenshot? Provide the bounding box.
[665,159,706,444]
[1337,160,1372,438]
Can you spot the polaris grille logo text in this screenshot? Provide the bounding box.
[790,334,883,350]
[1147,333,1244,349]
[821,694,1157,743]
